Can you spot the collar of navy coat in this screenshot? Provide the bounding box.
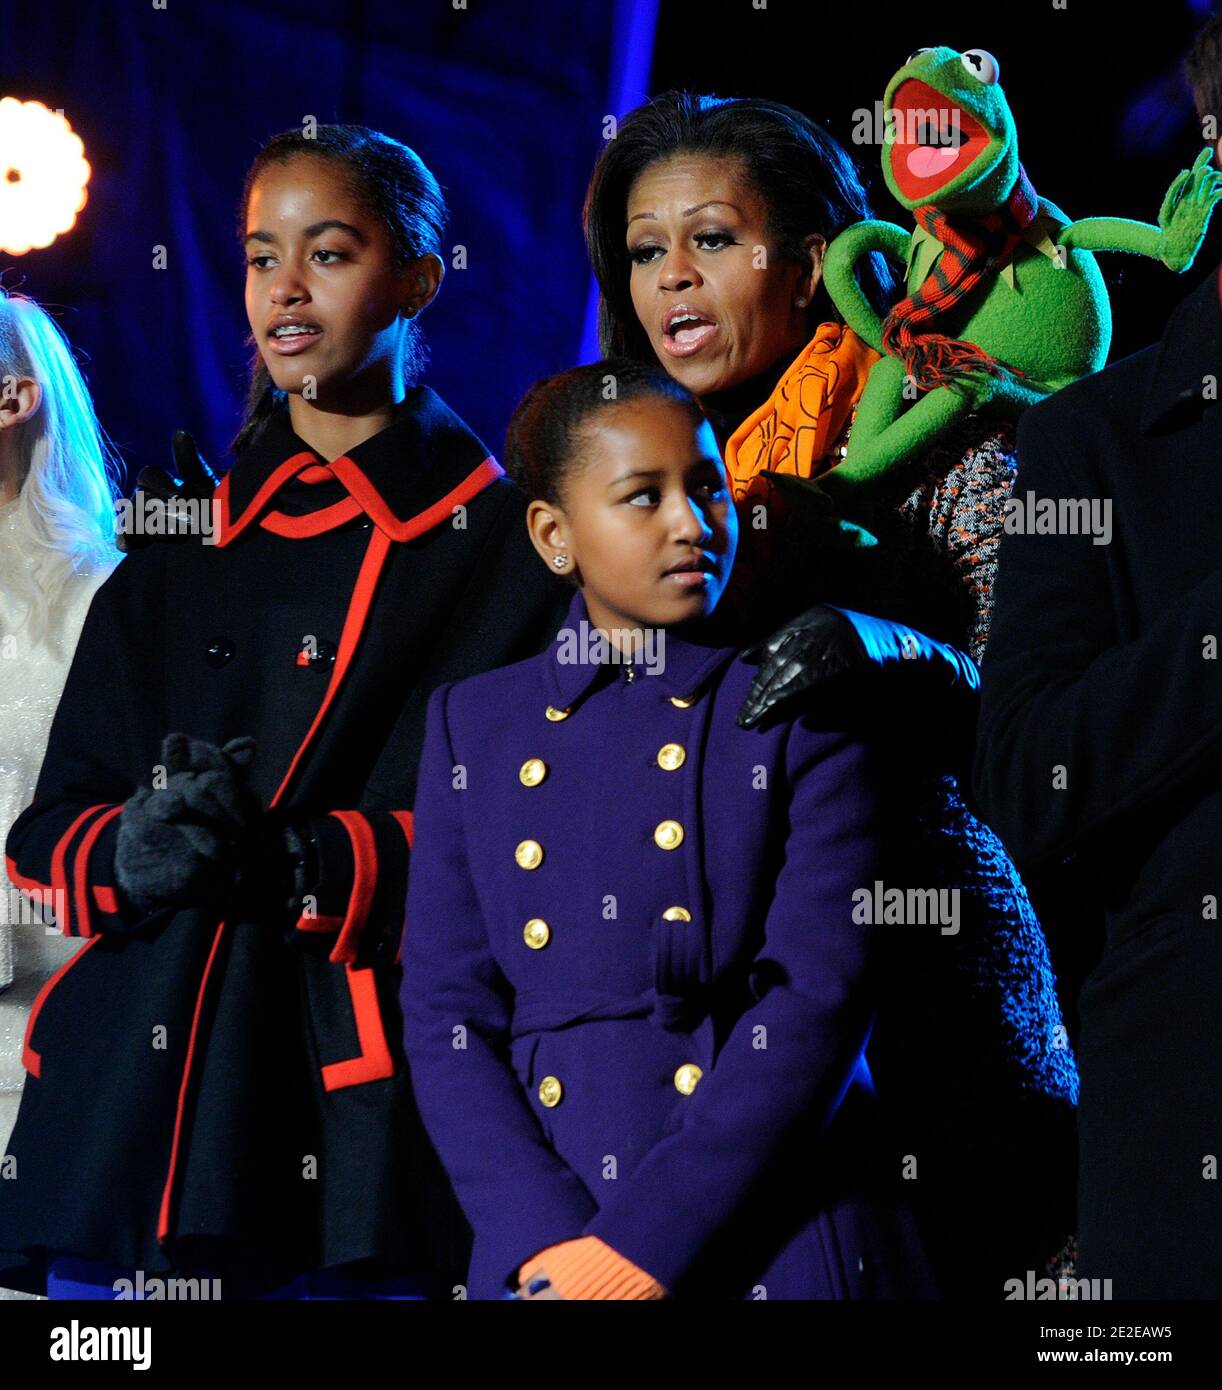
[1139,256,1222,436]
[545,585,745,712]
[215,385,503,545]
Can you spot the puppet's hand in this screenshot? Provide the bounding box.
[772,470,881,539]
[115,734,260,912]
[1157,147,1222,273]
[116,430,220,552]
[736,605,979,730]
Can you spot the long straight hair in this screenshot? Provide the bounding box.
[231,124,449,458]
[584,91,898,362]
[0,290,122,645]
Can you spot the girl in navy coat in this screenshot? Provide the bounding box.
[0,125,570,1300]
[401,361,937,1300]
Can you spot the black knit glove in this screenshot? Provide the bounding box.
[116,430,220,553]
[736,604,980,742]
[115,733,260,913]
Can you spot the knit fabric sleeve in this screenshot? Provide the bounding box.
[517,1236,666,1300]
[880,414,1019,664]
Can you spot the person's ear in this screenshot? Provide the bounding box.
[0,375,42,429]
[793,233,827,311]
[404,252,444,318]
[526,498,574,574]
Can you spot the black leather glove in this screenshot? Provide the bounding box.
[116,430,220,553]
[736,604,980,736]
[115,733,260,913]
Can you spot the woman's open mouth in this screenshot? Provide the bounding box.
[267,322,323,356]
[661,305,718,358]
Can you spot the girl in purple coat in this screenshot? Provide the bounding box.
[400,361,936,1300]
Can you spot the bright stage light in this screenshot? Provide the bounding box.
[0,98,91,255]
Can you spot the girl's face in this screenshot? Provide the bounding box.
[625,154,822,399]
[530,398,738,636]
[243,155,425,406]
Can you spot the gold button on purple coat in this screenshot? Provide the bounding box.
[523,918,550,949]
[674,1064,703,1095]
[515,839,543,869]
[657,742,686,771]
[653,820,684,850]
[519,758,547,786]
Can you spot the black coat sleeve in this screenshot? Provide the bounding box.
[5,555,169,938]
[972,406,1222,868]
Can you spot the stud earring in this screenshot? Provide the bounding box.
[795,296,808,308]
[553,554,569,569]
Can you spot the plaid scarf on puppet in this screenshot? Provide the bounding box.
[882,167,1040,390]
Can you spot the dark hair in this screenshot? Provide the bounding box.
[583,90,898,362]
[1185,6,1222,131]
[230,124,448,456]
[504,358,705,539]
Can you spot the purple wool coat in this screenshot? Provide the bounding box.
[400,586,937,1300]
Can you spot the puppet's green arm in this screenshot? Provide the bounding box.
[823,221,911,353]
[1057,149,1222,273]
[1056,216,1161,258]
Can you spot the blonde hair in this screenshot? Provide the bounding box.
[0,289,122,644]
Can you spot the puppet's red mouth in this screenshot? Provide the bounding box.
[888,79,991,200]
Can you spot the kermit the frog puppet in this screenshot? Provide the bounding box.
[821,45,1222,507]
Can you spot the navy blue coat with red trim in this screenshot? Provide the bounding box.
[0,387,572,1295]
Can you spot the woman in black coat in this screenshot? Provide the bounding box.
[0,124,570,1298]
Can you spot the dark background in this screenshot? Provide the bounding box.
[1,0,1218,481]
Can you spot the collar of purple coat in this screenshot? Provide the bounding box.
[214,386,503,546]
[544,585,746,712]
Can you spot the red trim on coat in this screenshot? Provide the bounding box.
[93,885,119,914]
[328,811,376,965]
[390,809,414,849]
[390,811,414,966]
[158,920,229,1243]
[22,937,103,1078]
[269,527,394,807]
[298,463,334,484]
[50,805,112,937]
[214,453,317,547]
[217,451,502,547]
[321,967,394,1092]
[72,805,123,938]
[262,498,362,538]
[294,913,346,933]
[326,455,504,542]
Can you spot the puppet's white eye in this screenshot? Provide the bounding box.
[960,49,1000,84]
[907,47,933,62]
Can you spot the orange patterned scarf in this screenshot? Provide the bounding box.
[723,320,879,510]
[719,321,879,625]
